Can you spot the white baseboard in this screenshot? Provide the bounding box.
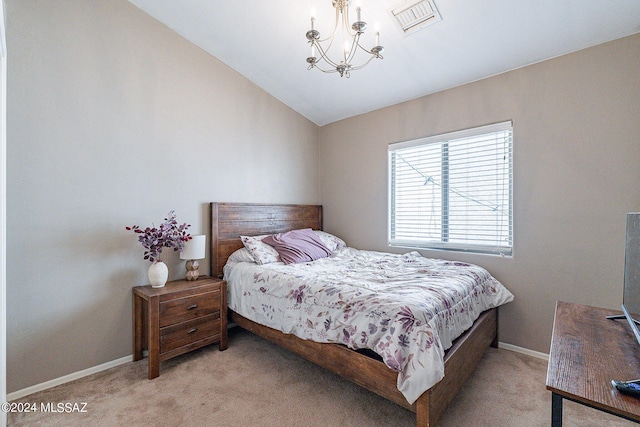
[6,355,132,401]
[498,341,549,361]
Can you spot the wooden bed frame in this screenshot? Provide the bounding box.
[209,202,499,427]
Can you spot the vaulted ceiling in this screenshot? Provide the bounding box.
[128,0,640,126]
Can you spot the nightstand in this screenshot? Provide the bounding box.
[132,276,228,379]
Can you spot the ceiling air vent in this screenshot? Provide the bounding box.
[390,0,442,36]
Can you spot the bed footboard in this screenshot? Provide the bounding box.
[424,308,497,426]
[231,308,498,427]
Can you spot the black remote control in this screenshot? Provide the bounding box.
[612,380,640,397]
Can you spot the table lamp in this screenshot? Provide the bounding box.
[180,234,206,281]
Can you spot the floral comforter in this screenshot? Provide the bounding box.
[223,247,514,404]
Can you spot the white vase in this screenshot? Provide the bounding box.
[148,261,169,287]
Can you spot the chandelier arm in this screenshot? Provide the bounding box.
[344,45,357,65]
[314,8,340,56]
[344,33,363,64]
[307,62,340,74]
[318,33,337,44]
[355,47,377,58]
[317,4,341,43]
[340,3,358,37]
[347,54,379,71]
[356,41,373,55]
[356,41,384,59]
[313,41,342,69]
[313,36,338,60]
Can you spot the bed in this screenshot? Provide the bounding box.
[209,202,513,427]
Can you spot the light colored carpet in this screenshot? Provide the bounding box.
[7,327,637,426]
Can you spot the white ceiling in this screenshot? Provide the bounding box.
[127,0,640,126]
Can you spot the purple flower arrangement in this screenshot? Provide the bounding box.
[126,211,192,263]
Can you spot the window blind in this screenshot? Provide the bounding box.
[388,121,513,256]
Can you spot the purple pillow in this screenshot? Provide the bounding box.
[262,228,332,264]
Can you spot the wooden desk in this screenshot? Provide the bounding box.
[546,301,640,426]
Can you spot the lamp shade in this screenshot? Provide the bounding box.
[180,235,206,260]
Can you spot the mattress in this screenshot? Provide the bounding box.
[224,247,514,403]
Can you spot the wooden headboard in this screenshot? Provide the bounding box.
[209,202,323,279]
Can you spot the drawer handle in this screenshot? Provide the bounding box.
[188,328,198,334]
[187,304,198,310]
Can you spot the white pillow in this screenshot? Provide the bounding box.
[240,235,281,264]
[313,230,347,252]
[227,248,256,264]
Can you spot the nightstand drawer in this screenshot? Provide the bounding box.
[160,314,221,353]
[159,290,221,327]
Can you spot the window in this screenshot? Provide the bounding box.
[388,121,513,256]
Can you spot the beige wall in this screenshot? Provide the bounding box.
[320,34,640,354]
[6,1,319,392]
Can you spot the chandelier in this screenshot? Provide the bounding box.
[306,0,384,78]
